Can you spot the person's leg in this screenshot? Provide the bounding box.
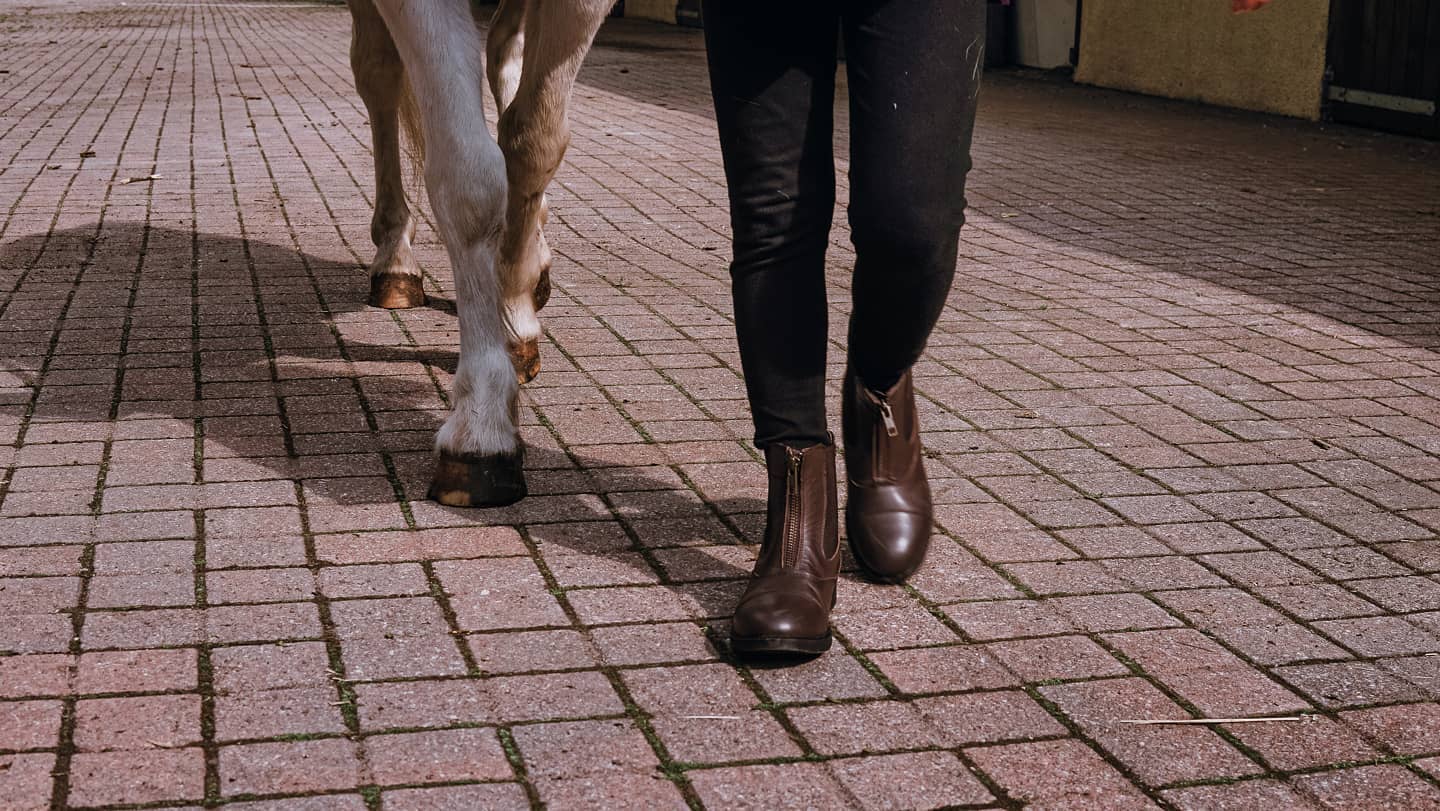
[703,2,844,657]
[843,0,985,388]
[702,1,839,450]
[840,0,986,582]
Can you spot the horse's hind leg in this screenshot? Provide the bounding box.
[495,0,610,383]
[486,0,527,115]
[488,0,555,337]
[489,0,556,311]
[348,0,425,309]
[374,0,525,507]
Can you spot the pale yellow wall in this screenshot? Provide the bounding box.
[1074,0,1329,120]
[622,0,676,24]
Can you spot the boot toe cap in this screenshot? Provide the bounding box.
[731,590,829,641]
[848,510,931,583]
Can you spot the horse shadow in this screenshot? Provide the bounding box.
[2,223,775,648]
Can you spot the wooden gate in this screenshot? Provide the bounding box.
[1326,0,1440,138]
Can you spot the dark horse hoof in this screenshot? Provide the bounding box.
[428,449,527,508]
[369,272,426,309]
[509,339,541,384]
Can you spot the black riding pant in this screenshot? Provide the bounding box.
[702,0,985,448]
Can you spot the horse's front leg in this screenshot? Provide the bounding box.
[347,0,426,309]
[495,0,611,383]
[374,0,526,506]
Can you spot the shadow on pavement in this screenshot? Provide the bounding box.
[1,223,764,628]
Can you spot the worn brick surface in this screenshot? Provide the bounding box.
[2,0,1439,807]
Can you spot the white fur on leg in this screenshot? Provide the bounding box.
[374,0,520,458]
[423,124,516,456]
[435,344,520,456]
[434,206,517,458]
[431,181,519,457]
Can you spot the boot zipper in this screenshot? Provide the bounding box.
[877,398,899,437]
[784,447,801,569]
[874,395,897,482]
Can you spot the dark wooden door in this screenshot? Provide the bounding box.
[1326,0,1440,138]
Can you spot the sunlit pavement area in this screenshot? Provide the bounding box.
[3,1,1440,808]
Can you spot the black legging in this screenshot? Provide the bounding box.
[702,0,985,448]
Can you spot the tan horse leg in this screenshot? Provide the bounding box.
[347,0,426,309]
[494,0,611,384]
[487,0,554,365]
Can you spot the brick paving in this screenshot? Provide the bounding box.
[2,1,1440,808]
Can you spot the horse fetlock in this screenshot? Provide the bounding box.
[370,209,415,248]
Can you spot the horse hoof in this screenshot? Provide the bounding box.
[533,267,552,311]
[428,449,527,508]
[509,339,541,384]
[369,273,426,309]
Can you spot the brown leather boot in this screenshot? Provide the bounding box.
[730,440,841,656]
[843,368,932,583]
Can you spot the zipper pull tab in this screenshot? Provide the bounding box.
[878,399,899,437]
[787,446,802,478]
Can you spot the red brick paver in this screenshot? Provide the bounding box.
[2,1,1440,807]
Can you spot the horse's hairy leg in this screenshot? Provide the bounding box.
[347,0,424,308]
[494,0,610,383]
[373,0,526,506]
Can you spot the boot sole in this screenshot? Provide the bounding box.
[731,633,833,657]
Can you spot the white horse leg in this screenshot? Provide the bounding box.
[373,0,525,506]
[495,0,610,383]
[347,0,425,309]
